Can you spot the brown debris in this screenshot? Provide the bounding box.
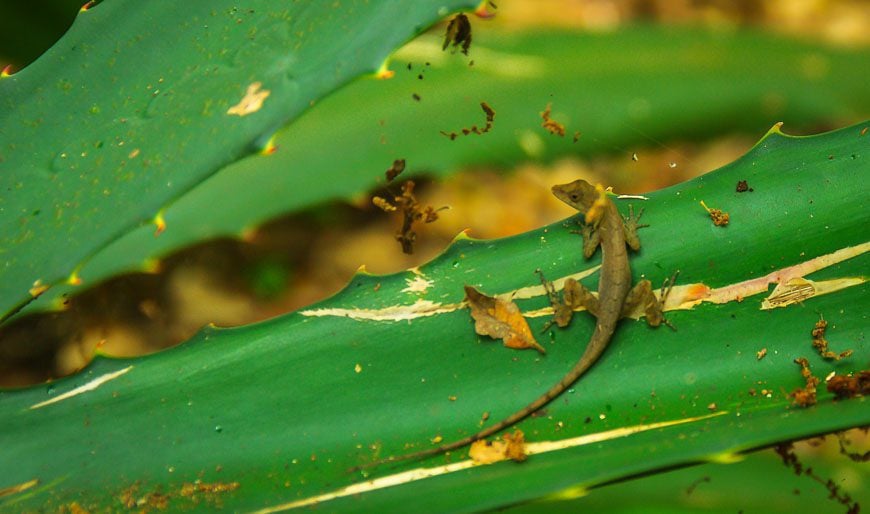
[736,180,754,192]
[540,103,566,137]
[836,431,870,462]
[372,180,445,254]
[826,370,870,400]
[385,158,406,182]
[790,357,819,407]
[811,318,853,361]
[469,429,527,464]
[465,286,544,353]
[443,13,472,55]
[441,101,495,140]
[775,443,859,514]
[372,158,445,254]
[372,196,396,212]
[700,200,730,227]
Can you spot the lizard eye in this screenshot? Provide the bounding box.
[570,193,579,201]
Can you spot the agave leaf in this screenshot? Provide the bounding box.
[0,0,479,321]
[1,122,866,512]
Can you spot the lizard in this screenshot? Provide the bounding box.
[360,179,672,469]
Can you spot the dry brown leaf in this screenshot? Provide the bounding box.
[465,286,544,353]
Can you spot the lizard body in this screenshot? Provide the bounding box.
[366,179,666,468]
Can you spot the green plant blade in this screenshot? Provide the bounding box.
[17,26,870,319]
[499,441,868,514]
[0,0,478,321]
[1,122,866,512]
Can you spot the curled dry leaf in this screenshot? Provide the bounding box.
[465,286,544,354]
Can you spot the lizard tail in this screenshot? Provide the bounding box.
[352,328,613,472]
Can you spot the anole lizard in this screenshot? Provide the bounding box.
[365,179,672,468]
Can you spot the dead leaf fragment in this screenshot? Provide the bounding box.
[465,286,544,353]
[469,430,527,464]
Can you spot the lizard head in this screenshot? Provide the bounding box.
[551,180,608,225]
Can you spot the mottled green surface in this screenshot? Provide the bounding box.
[0,0,478,321]
[1,123,866,512]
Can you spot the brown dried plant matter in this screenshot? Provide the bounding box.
[441,101,495,140]
[699,200,729,226]
[469,429,528,464]
[775,443,860,514]
[827,370,870,400]
[443,13,472,55]
[540,103,566,137]
[811,317,853,360]
[465,286,544,353]
[372,159,445,254]
[790,357,819,407]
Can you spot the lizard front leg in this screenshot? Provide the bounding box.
[621,204,648,252]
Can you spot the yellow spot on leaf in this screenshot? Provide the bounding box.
[29,279,49,298]
[67,271,83,286]
[375,62,395,79]
[154,210,167,236]
[227,81,270,116]
[260,134,278,155]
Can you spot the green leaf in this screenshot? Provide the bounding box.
[500,440,867,514]
[1,122,866,512]
[15,26,870,319]
[0,0,479,321]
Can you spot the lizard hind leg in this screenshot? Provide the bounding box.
[536,271,598,332]
[622,271,680,329]
[622,278,664,328]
